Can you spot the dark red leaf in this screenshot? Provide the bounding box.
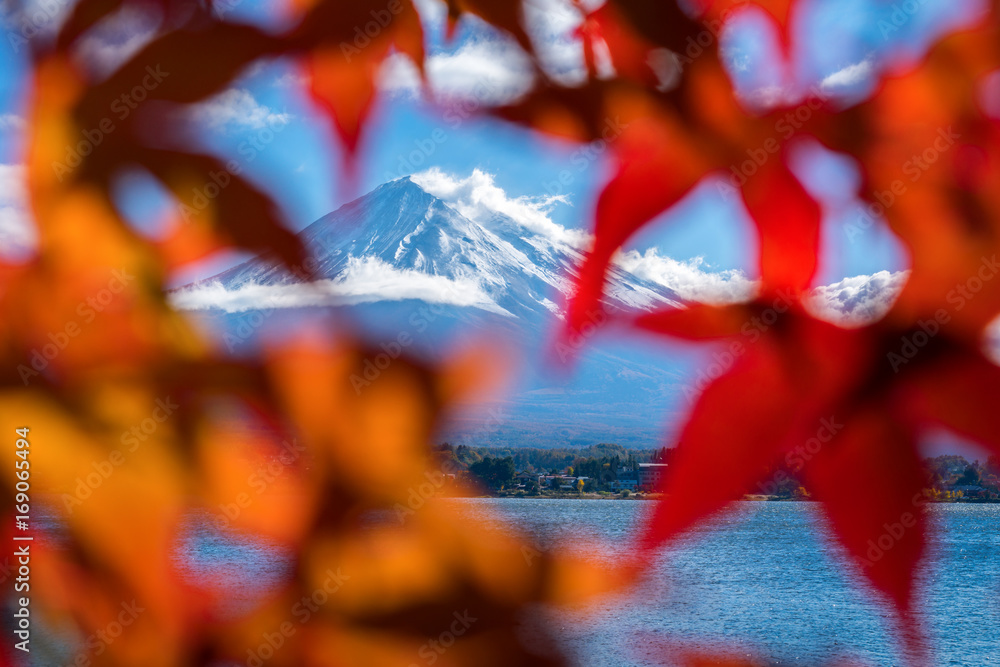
[81,23,280,111]
[903,348,1000,454]
[634,303,753,340]
[567,116,702,334]
[638,338,802,551]
[604,0,706,55]
[803,408,927,635]
[742,160,822,296]
[296,0,425,157]
[140,148,309,272]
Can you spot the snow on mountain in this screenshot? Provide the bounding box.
[169,257,510,315]
[806,270,908,326]
[174,177,682,319]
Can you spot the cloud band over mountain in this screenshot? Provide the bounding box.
[170,256,512,315]
[169,171,911,329]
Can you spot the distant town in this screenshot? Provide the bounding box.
[428,444,1000,501]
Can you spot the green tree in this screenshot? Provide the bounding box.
[986,455,1000,477]
[958,465,981,486]
[468,456,515,491]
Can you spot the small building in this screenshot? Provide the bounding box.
[610,475,638,492]
[952,484,986,497]
[511,472,538,490]
[538,475,587,491]
[637,463,669,491]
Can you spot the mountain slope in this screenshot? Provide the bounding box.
[179,177,693,448]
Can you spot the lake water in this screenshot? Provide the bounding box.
[456,499,1000,667]
[27,500,1000,666]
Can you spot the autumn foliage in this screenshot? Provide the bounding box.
[2,0,1000,665]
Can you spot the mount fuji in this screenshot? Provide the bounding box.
[172,177,712,448]
[167,172,958,447]
[197,176,684,319]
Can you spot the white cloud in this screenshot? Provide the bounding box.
[730,53,752,73]
[738,59,875,109]
[170,256,511,315]
[738,84,796,110]
[0,166,25,203]
[522,0,614,84]
[380,0,619,102]
[524,0,585,34]
[0,207,35,254]
[615,258,910,327]
[806,270,908,326]
[410,0,446,22]
[3,0,76,51]
[273,71,308,88]
[614,263,909,326]
[412,167,589,248]
[985,316,1000,366]
[0,115,24,131]
[73,6,159,78]
[378,55,424,98]
[820,58,874,91]
[381,38,536,105]
[189,88,292,130]
[615,249,757,304]
[0,164,36,256]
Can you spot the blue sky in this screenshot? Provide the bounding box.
[0,0,985,290]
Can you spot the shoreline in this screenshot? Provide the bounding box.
[457,493,1000,503]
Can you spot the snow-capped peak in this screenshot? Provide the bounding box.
[177,177,682,318]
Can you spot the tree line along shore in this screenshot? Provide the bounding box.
[429,444,1000,502]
